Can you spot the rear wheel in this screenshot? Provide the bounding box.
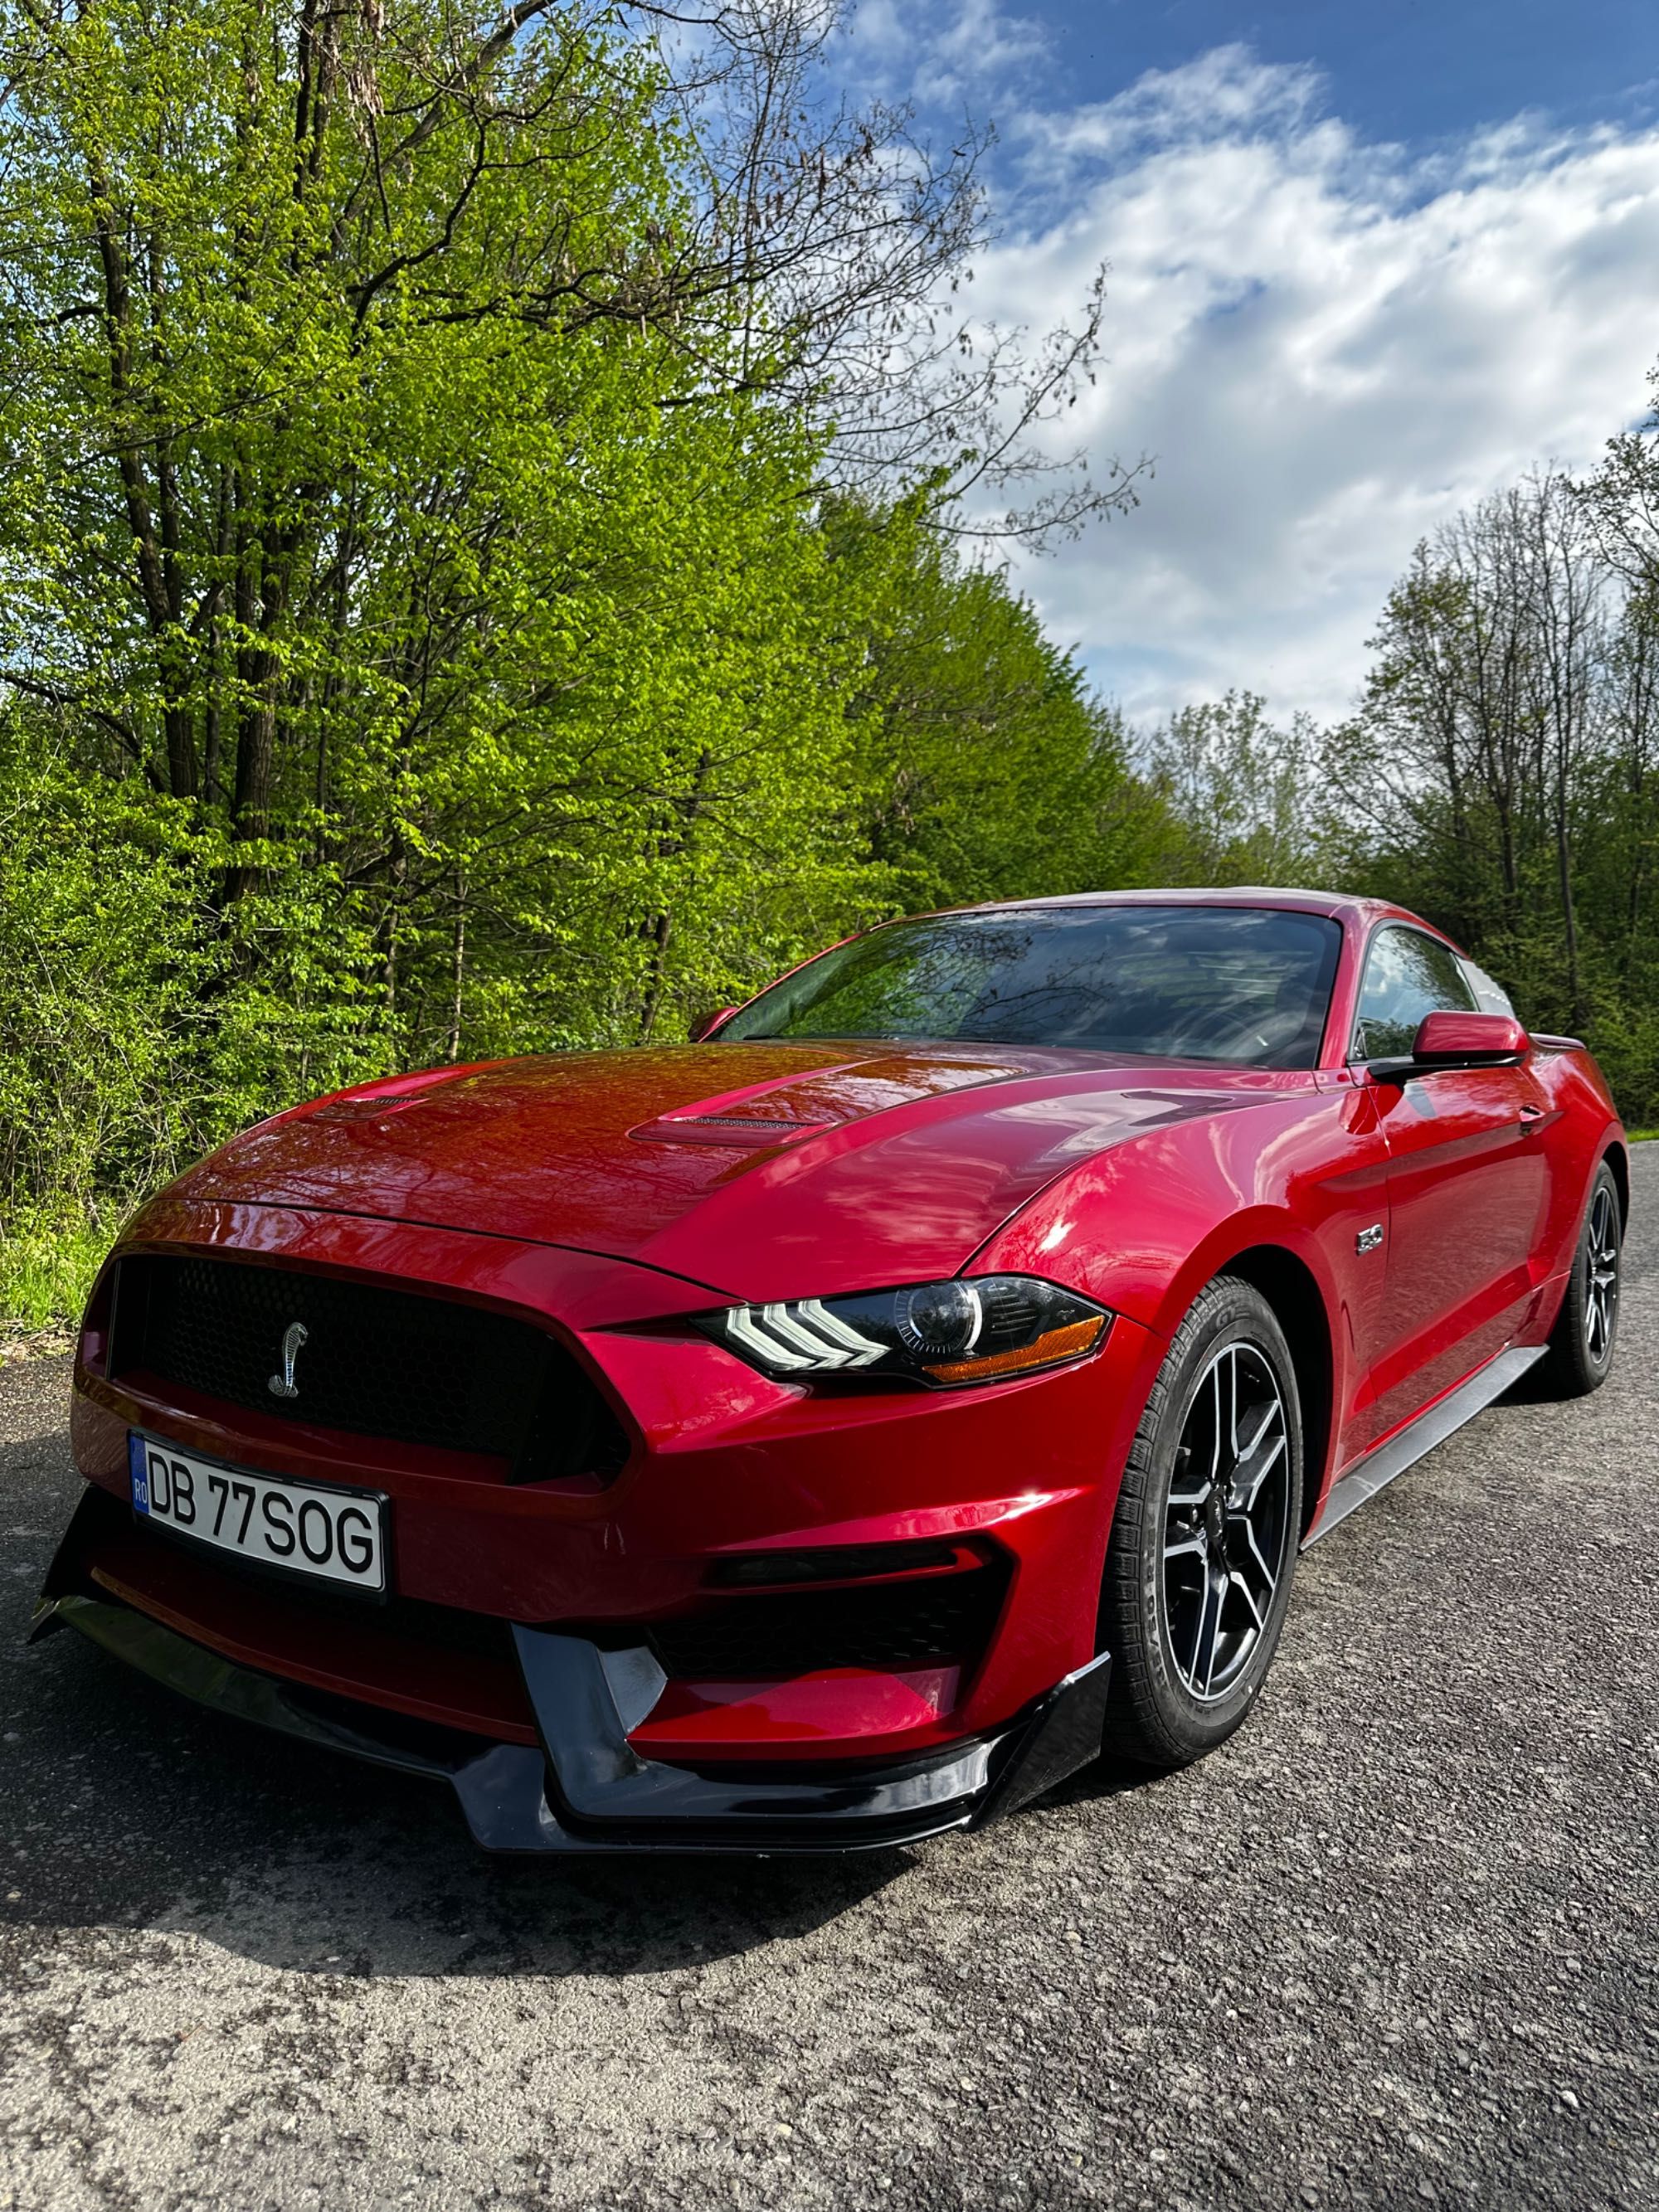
[1535,1162,1622,1398]
[1099,1278,1303,1770]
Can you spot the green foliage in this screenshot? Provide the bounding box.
[0,712,223,1204]
[0,1202,128,1334]
[1313,472,1659,1116]
[0,0,1163,1321]
[834,502,1168,912]
[0,707,385,1206]
[1141,692,1321,887]
[9,0,1652,1333]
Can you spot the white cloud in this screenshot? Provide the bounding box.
[909,45,1659,727]
[1039,42,1325,165]
[844,0,1049,109]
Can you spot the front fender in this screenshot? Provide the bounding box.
[973,1084,1391,1485]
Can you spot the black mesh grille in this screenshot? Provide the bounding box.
[109,1254,630,1482]
[645,1566,1007,1680]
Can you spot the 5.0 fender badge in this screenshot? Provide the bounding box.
[1355,1223,1384,1255]
[268,1320,309,1398]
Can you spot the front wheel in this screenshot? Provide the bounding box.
[1098,1277,1303,1770]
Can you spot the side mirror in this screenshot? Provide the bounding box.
[1365,1011,1530,1082]
[1411,1010,1530,1067]
[688,1004,738,1043]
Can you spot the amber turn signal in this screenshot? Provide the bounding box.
[922,1314,1107,1383]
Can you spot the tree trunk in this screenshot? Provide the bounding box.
[1556,803,1584,1029]
[224,501,293,907]
[637,909,672,1044]
[447,872,467,1062]
[226,671,277,906]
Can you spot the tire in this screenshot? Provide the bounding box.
[1099,1276,1303,1770]
[1533,1161,1623,1399]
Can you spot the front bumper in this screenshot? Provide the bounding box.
[54,1201,1159,1833]
[68,1203,1161,1770]
[32,1534,1112,1855]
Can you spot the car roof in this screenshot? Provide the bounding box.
[954,886,1432,935]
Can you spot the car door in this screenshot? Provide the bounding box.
[1352,924,1550,1441]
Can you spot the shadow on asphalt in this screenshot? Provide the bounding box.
[2,1417,918,1976]
[1494,1356,1575,1405]
[4,1396,1157,1981]
[10,1619,920,1975]
[12,1616,1165,1985]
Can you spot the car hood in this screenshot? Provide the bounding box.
[172,1043,1292,1300]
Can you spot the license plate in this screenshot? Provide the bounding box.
[128,1432,387,1594]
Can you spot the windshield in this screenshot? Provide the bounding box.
[721,905,1342,1068]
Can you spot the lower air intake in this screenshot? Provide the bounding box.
[645,1564,1008,1680]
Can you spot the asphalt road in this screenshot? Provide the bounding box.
[2,1165,1656,2212]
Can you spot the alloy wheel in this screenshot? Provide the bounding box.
[1161,1340,1292,1704]
[1585,1184,1620,1366]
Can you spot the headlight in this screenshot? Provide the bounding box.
[699,1276,1110,1388]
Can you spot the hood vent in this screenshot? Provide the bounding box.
[628,1112,833,1148]
[309,1093,431,1123]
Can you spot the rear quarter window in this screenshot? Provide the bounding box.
[1462,959,1516,1018]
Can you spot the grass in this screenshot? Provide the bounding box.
[0,1203,124,1332]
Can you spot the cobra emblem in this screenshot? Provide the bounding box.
[268,1320,309,1399]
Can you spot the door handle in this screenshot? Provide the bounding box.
[1518,1103,1546,1125]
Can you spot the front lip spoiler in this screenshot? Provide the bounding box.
[31,1564,1112,1859]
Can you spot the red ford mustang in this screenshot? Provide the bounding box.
[35,891,1625,1853]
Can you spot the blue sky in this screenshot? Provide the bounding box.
[1007,2,1654,147]
[833,2,1659,726]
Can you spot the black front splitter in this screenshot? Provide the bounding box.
[31,1495,1112,1856]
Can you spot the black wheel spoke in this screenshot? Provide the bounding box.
[1228,1568,1267,1632]
[1211,1356,1228,1479]
[1162,1338,1292,1704]
[1230,1419,1286,1511]
[1230,1510,1280,1605]
[1190,1568,1228,1695]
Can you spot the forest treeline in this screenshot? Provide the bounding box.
[1150,446,1659,1125]
[1,0,1657,1318]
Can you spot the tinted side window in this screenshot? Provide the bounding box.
[1353,927,1476,1059]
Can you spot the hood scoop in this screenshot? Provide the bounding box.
[628,1111,835,1149]
[175,1039,1253,1298]
[309,1093,431,1124]
[306,1067,481,1124]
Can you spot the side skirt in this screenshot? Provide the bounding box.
[1303,1344,1545,1548]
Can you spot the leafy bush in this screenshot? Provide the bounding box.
[0,1202,126,1332]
